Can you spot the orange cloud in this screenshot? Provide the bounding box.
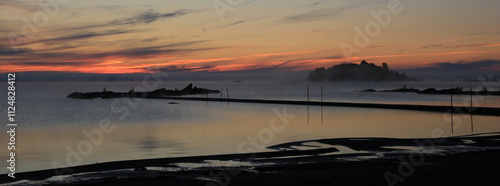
[449,43,500,48]
[0,63,150,74]
[1,47,496,74]
[166,58,236,66]
[241,51,318,58]
[357,51,485,60]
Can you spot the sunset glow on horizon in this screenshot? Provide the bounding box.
[1,0,499,76]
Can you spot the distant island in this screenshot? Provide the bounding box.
[308,60,416,82]
[359,86,500,96]
[67,83,220,99]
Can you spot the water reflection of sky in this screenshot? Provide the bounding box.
[0,81,499,174]
[3,101,500,174]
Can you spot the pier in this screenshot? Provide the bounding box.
[155,96,500,117]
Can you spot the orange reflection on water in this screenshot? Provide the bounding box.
[4,104,500,174]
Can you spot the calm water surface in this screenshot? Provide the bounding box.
[0,80,499,173]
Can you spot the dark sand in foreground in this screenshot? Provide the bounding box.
[3,133,500,186]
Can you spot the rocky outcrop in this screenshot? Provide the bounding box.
[67,83,221,99]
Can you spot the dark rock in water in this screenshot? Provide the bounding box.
[382,88,419,93]
[360,89,376,92]
[168,102,179,104]
[67,83,221,99]
[134,166,147,171]
[421,88,438,94]
[163,164,180,168]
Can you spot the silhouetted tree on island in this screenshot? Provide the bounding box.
[308,60,416,82]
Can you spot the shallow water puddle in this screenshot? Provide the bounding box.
[462,139,476,144]
[336,155,381,162]
[287,142,337,150]
[382,146,424,152]
[173,160,272,169]
[319,145,369,156]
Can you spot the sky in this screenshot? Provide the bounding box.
[0,0,499,80]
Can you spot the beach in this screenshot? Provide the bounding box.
[3,132,500,185]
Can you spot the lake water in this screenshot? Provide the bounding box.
[1,80,499,174]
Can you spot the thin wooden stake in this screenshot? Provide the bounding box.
[321,86,323,103]
[226,87,229,99]
[307,86,310,102]
[307,105,309,125]
[307,86,310,124]
[470,87,474,133]
[451,91,453,108]
[321,106,323,125]
[451,91,454,135]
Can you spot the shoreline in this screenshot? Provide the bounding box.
[3,132,500,185]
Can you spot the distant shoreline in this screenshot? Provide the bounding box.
[359,87,500,96]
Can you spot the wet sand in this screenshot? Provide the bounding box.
[3,133,500,185]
